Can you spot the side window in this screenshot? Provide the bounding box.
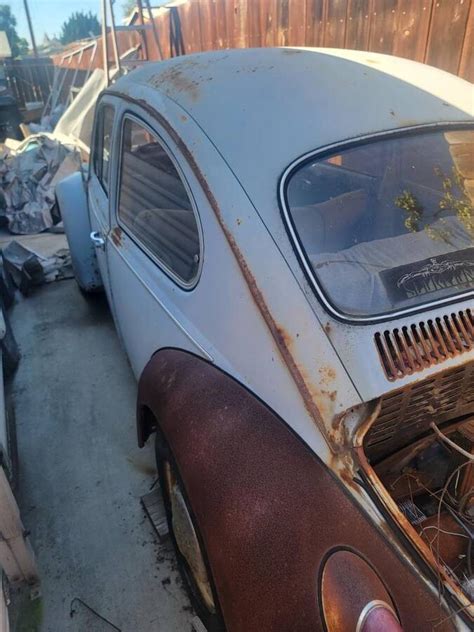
[92,104,115,194]
[118,117,201,284]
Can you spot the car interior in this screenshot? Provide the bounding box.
[286,131,473,314]
[118,125,200,283]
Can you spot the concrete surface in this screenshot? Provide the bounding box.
[8,279,193,631]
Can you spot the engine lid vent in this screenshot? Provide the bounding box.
[375,309,473,381]
[365,361,474,460]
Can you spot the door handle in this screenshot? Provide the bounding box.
[90,231,105,250]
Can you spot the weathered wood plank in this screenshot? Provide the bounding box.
[259,0,277,48]
[369,0,399,54]
[156,10,171,60]
[425,0,471,73]
[276,0,290,45]
[198,0,216,51]
[458,0,474,81]
[323,0,348,47]
[0,468,38,583]
[393,0,433,61]
[289,0,307,46]
[248,0,262,46]
[188,0,203,53]
[305,0,325,46]
[345,0,372,50]
[226,0,247,48]
[215,0,230,48]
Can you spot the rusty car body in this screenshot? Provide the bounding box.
[57,48,474,631]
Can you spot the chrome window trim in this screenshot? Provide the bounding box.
[115,111,204,291]
[279,122,474,325]
[92,101,115,195]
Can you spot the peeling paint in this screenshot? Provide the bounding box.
[319,365,336,384]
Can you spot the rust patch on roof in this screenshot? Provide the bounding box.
[148,66,201,102]
[281,48,304,55]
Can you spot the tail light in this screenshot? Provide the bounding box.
[320,550,402,632]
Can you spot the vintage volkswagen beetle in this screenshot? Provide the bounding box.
[57,48,474,631]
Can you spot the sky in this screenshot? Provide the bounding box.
[6,0,129,44]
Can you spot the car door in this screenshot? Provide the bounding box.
[88,98,116,304]
[106,108,208,377]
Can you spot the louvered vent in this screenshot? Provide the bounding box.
[365,361,474,460]
[375,309,474,381]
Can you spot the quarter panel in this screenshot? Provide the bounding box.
[138,349,458,632]
[104,89,357,462]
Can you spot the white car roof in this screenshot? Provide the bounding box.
[116,47,473,208]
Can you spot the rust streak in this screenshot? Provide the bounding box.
[147,65,201,102]
[111,226,123,247]
[105,91,328,435]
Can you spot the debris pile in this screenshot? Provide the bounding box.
[2,240,72,295]
[0,134,80,235]
[0,60,104,383]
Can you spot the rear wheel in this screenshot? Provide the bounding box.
[155,432,225,631]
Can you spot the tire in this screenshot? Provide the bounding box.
[78,283,103,298]
[155,430,225,632]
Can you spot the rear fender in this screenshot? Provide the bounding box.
[56,171,103,292]
[137,349,455,632]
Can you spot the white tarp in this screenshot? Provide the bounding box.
[54,69,106,148]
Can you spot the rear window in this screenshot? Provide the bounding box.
[284,128,474,318]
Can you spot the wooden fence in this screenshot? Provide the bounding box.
[3,57,54,108]
[53,0,473,81]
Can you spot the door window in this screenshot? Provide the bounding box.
[92,104,115,194]
[117,116,201,285]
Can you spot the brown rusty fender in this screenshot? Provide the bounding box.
[137,349,455,632]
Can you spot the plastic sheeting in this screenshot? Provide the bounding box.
[54,69,106,149]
